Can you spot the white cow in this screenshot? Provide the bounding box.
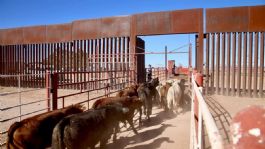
[166,79,185,113]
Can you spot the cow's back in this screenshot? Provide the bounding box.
[173,82,183,105]
[56,106,124,149]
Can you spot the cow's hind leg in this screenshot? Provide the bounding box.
[144,98,149,120]
[146,96,153,121]
[138,107,142,127]
[127,118,138,135]
[100,134,111,149]
[113,124,119,142]
[162,96,169,111]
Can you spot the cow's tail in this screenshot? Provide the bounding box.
[52,118,69,149]
[6,122,22,149]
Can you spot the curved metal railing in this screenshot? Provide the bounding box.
[190,74,224,149]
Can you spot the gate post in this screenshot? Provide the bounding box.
[51,73,58,110]
[46,71,50,112]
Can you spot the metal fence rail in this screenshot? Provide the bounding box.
[0,69,135,147]
[190,74,224,149]
[48,69,136,110]
[0,73,49,147]
[145,67,166,82]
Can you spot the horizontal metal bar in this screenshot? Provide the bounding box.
[57,81,132,99]
[76,87,127,105]
[58,76,126,87]
[0,88,44,96]
[0,108,49,123]
[0,73,45,78]
[1,99,48,111]
[56,70,134,75]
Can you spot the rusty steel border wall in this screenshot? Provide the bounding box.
[0,8,204,88]
[0,37,132,89]
[0,5,265,97]
[204,6,265,98]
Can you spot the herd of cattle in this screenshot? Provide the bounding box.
[6,77,186,149]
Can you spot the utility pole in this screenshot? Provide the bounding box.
[189,43,192,68]
[165,46,168,80]
[189,43,192,89]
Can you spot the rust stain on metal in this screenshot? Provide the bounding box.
[1,28,23,45]
[22,25,46,44]
[0,8,202,45]
[0,29,3,45]
[206,6,249,32]
[171,9,202,33]
[101,16,131,37]
[72,16,131,40]
[134,9,202,35]
[206,5,265,32]
[46,23,72,43]
[249,6,265,32]
[135,11,171,35]
[72,19,101,40]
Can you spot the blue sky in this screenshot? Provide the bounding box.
[1,0,264,67]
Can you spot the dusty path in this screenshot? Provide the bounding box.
[101,85,192,149]
[101,105,191,149]
[1,77,192,149]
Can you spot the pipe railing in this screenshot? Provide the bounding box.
[146,67,166,82]
[190,74,224,149]
[49,69,136,109]
[0,73,50,147]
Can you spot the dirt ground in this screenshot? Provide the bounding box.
[2,75,265,148]
[204,94,265,148]
[0,78,192,149]
[101,105,191,149]
[0,86,112,147]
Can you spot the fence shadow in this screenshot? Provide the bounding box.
[126,137,174,149]
[104,124,174,149]
[141,110,177,127]
[204,96,232,147]
[178,93,191,115]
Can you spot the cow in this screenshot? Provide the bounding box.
[6,104,85,149]
[116,84,139,97]
[137,77,159,121]
[158,82,172,111]
[92,96,142,141]
[166,79,185,113]
[51,104,130,149]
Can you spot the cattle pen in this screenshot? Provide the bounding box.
[1,5,265,149]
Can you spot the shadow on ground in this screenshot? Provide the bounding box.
[104,92,191,149]
[126,137,174,149]
[204,96,232,147]
[105,124,175,149]
[141,110,177,127]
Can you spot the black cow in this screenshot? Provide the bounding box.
[92,96,142,141]
[52,104,129,149]
[137,77,159,121]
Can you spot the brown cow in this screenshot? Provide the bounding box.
[6,104,85,149]
[92,96,142,141]
[116,84,139,97]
